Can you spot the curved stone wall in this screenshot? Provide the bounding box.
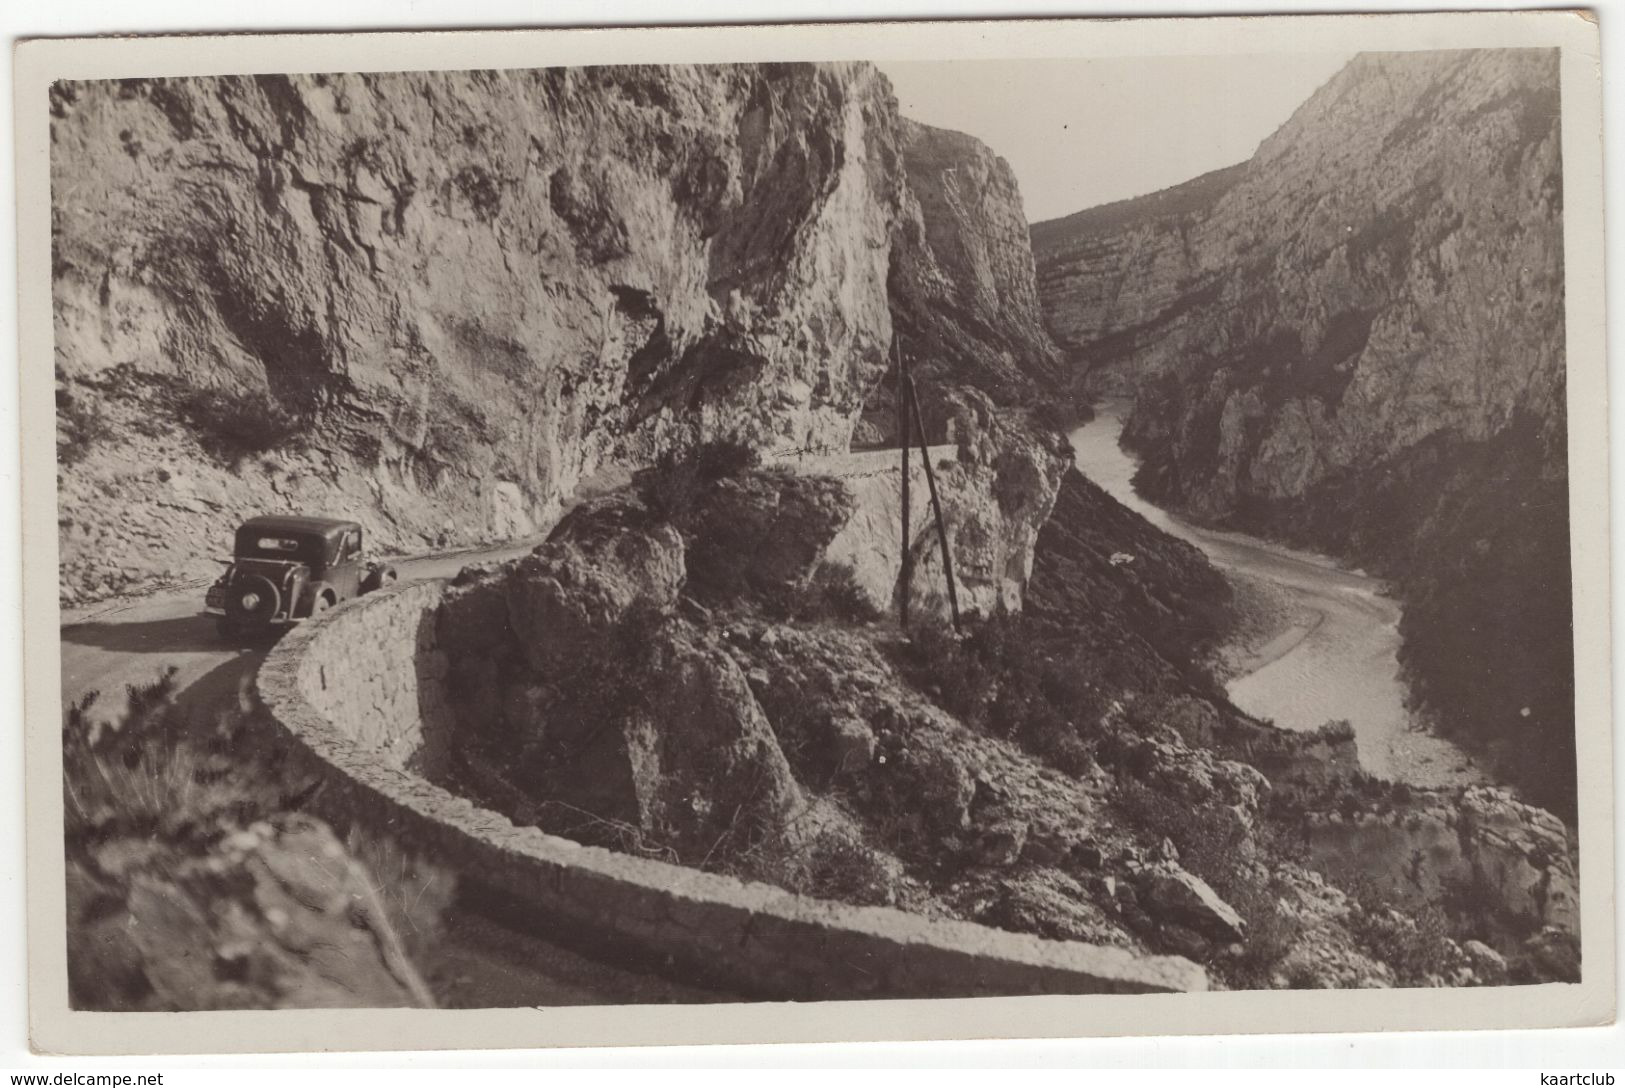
[255,577,1206,1000]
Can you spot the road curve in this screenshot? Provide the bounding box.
[56,448,924,1006]
[60,540,544,732]
[59,447,930,728]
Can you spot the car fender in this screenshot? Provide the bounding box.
[295,577,337,618]
[361,561,399,593]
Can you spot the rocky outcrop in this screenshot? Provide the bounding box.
[679,468,855,607]
[1302,786,1579,936]
[68,815,438,1010]
[53,64,908,602]
[437,492,805,860]
[865,120,1068,442]
[503,495,687,675]
[612,631,806,855]
[825,392,1068,618]
[1031,50,1573,814]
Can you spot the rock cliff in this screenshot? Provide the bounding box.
[53,64,908,602]
[824,392,1068,618]
[1302,786,1578,937]
[865,119,1069,441]
[1031,50,1573,813]
[1030,162,1244,393]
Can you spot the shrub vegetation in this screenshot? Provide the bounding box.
[56,378,111,468]
[180,385,305,464]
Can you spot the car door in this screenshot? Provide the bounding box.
[330,528,365,600]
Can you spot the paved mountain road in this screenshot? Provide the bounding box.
[59,540,545,730]
[56,446,937,728]
[55,448,925,1006]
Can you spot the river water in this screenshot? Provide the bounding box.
[1069,403,1485,788]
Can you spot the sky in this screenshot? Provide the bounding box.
[876,53,1355,223]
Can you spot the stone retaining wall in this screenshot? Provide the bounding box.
[255,577,1207,1000]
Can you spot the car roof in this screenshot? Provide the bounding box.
[238,515,362,540]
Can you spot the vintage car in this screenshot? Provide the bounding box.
[205,515,397,636]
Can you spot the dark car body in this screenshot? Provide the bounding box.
[205,515,396,635]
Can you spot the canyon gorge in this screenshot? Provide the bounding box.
[1032,49,1573,817]
[54,51,1581,1004]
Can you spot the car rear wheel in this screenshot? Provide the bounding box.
[224,575,280,629]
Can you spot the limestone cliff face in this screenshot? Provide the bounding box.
[1031,50,1573,813]
[867,119,1066,440]
[1030,162,1243,394]
[52,64,907,601]
[1033,49,1563,513]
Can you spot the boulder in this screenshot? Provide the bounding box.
[828,716,878,776]
[506,494,685,674]
[436,564,513,655]
[1462,939,1508,984]
[682,470,854,604]
[971,819,1029,868]
[533,630,802,860]
[1019,823,1070,866]
[897,739,976,833]
[1069,841,1105,871]
[1134,863,1247,944]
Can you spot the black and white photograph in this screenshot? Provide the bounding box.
[15,11,1612,1053]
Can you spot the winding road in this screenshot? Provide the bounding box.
[61,543,530,729]
[57,427,1487,1001]
[57,447,933,1007]
[59,538,727,1008]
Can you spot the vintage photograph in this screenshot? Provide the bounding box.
[18,12,1611,1051]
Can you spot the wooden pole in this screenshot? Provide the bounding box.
[907,375,962,631]
[896,341,912,628]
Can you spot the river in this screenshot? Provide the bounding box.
[1069,403,1485,788]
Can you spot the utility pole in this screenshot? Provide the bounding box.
[897,340,912,629]
[907,375,962,631]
